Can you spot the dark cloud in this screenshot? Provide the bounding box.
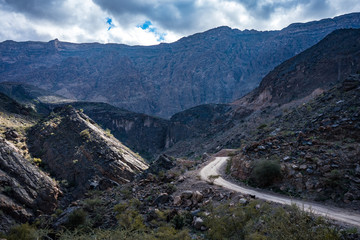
[303,0,333,18]
[92,0,198,31]
[228,0,331,20]
[2,0,69,22]
[229,0,300,19]
[0,0,358,44]
[91,0,333,32]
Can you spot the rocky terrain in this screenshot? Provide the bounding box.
[164,28,360,158]
[230,75,360,209]
[0,93,61,232]
[0,82,71,114]
[27,106,148,200]
[1,13,360,118]
[1,28,359,162]
[0,93,148,231]
[0,14,360,240]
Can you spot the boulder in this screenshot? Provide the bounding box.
[181,191,193,199]
[173,196,182,206]
[192,191,203,203]
[239,198,248,205]
[0,137,61,232]
[342,74,360,91]
[192,217,204,230]
[153,193,172,205]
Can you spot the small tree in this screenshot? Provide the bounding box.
[250,159,281,187]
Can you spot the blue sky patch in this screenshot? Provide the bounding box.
[137,20,166,42]
[106,17,115,31]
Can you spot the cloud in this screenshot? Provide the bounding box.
[0,0,359,45]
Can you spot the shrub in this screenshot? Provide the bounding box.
[83,197,102,211]
[205,202,341,240]
[65,209,87,229]
[33,157,42,167]
[225,158,232,175]
[114,199,145,231]
[105,128,113,138]
[7,223,37,240]
[250,159,281,187]
[79,129,91,140]
[257,123,268,130]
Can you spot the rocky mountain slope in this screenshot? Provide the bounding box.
[0,84,233,160]
[1,13,360,118]
[0,93,61,232]
[0,82,71,114]
[236,28,360,108]
[230,75,360,209]
[0,91,149,231]
[27,106,148,199]
[1,28,359,163]
[164,28,360,157]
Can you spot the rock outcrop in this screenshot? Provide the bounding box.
[27,106,148,199]
[231,75,360,209]
[237,29,360,108]
[0,137,61,232]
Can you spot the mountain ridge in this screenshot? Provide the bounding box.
[1,12,360,118]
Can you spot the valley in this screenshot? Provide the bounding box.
[0,12,360,240]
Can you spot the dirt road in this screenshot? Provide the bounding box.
[200,156,360,227]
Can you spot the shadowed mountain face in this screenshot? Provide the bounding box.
[1,13,360,118]
[27,106,148,199]
[236,29,360,108]
[164,28,360,157]
[0,29,359,160]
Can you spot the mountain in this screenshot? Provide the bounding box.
[164,28,360,157]
[236,28,360,108]
[0,82,71,114]
[1,17,360,239]
[0,93,61,232]
[1,13,360,118]
[0,91,149,230]
[27,106,148,199]
[231,74,360,209]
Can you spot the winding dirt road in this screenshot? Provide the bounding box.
[200,156,360,227]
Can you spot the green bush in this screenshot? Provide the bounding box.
[205,201,341,240]
[6,223,37,240]
[83,197,102,211]
[250,159,281,187]
[114,199,145,231]
[79,129,91,140]
[105,128,113,138]
[65,209,87,229]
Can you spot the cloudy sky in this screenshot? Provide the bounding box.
[0,0,359,46]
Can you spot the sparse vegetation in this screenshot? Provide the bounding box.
[250,159,281,187]
[79,129,91,140]
[32,157,42,166]
[225,157,232,175]
[205,201,341,240]
[105,128,113,138]
[5,223,37,240]
[65,209,87,230]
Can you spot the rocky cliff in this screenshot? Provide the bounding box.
[230,75,360,208]
[236,28,360,108]
[27,106,148,199]
[1,13,360,118]
[164,28,360,157]
[0,93,61,232]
